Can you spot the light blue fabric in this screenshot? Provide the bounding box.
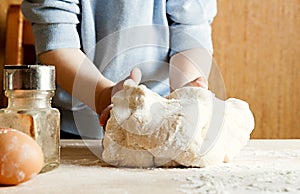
[21,0,217,138]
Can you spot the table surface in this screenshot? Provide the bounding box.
[1,140,300,194]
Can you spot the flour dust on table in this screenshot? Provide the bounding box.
[102,80,255,167]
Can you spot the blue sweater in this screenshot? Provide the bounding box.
[21,0,217,138]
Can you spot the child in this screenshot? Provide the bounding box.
[21,0,217,138]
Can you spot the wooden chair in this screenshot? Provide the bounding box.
[5,4,36,65]
[3,5,36,107]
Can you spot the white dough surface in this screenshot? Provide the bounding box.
[102,81,255,167]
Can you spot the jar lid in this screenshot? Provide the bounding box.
[4,65,56,90]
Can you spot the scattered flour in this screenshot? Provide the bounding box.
[178,166,300,194]
[175,141,300,194]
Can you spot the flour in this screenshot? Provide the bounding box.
[176,141,300,194]
[179,166,300,194]
[102,80,255,167]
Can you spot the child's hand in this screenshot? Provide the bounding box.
[184,76,208,89]
[111,67,142,97]
[169,48,212,91]
[99,68,142,128]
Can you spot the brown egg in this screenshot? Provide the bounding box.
[0,128,44,185]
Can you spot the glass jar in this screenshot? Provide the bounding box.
[0,65,60,172]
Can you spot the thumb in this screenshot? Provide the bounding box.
[111,68,142,97]
[130,67,142,84]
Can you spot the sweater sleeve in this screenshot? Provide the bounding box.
[21,0,81,54]
[166,0,217,56]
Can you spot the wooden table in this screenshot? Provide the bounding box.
[1,140,300,194]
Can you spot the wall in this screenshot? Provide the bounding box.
[212,0,300,138]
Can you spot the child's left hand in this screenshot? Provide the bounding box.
[184,76,208,89]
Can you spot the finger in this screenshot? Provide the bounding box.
[185,77,208,89]
[99,104,113,129]
[112,68,142,97]
[130,67,142,84]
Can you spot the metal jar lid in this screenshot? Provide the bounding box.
[4,65,56,90]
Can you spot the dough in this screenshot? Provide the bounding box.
[102,80,254,167]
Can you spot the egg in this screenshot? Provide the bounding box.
[0,128,44,185]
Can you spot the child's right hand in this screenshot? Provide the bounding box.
[111,67,142,97]
[99,68,142,128]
